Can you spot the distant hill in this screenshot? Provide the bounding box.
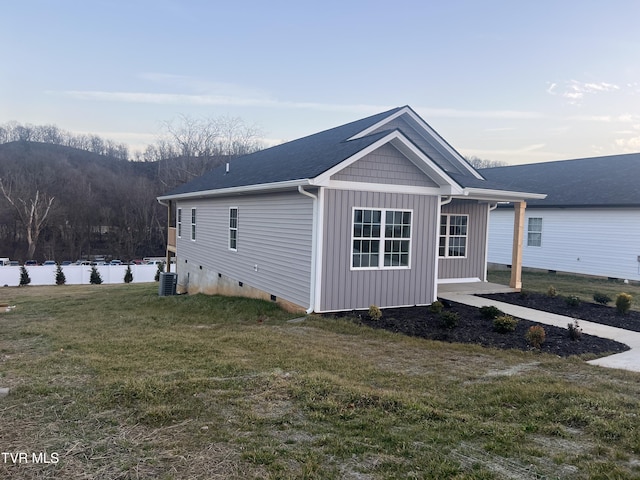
[0,141,229,262]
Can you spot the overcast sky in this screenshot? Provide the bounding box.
[2,0,639,165]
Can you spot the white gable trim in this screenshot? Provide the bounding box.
[312,130,464,195]
[348,106,483,180]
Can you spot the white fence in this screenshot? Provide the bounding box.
[0,264,173,287]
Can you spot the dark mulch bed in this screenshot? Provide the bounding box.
[481,292,640,332]
[329,299,630,358]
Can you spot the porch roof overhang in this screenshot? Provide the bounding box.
[459,187,547,203]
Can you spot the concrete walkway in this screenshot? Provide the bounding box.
[439,292,640,373]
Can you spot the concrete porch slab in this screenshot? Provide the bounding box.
[438,281,517,296]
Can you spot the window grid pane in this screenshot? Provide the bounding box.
[191,208,196,240]
[439,214,468,258]
[353,209,411,269]
[229,208,238,250]
[527,217,542,247]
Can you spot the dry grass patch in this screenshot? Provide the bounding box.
[0,284,640,478]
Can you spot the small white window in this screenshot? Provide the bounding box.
[177,208,182,238]
[191,208,196,241]
[229,207,238,251]
[527,217,542,247]
[439,215,468,258]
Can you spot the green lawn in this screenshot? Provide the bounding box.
[1,282,639,479]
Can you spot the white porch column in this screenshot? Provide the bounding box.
[510,201,526,290]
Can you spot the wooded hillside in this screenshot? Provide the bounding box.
[0,117,263,263]
[0,141,228,263]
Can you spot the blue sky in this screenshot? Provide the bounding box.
[2,0,639,165]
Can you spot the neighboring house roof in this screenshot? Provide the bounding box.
[158,106,543,202]
[481,153,640,208]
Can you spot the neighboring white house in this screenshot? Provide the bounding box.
[482,153,640,281]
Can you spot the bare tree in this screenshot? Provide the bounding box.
[465,156,509,169]
[0,178,55,260]
[148,115,265,188]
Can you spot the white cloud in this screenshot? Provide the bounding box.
[568,113,640,123]
[547,79,620,105]
[52,89,544,121]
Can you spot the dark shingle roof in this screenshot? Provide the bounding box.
[160,105,541,200]
[161,107,405,197]
[481,153,640,207]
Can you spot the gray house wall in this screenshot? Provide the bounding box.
[320,189,439,312]
[331,144,439,187]
[438,200,488,281]
[175,190,314,310]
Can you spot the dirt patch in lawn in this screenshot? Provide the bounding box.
[329,300,629,358]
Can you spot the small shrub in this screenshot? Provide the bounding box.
[615,293,633,315]
[479,305,503,320]
[19,266,31,286]
[55,264,66,285]
[568,320,582,341]
[89,266,103,285]
[547,285,558,298]
[519,289,529,299]
[124,264,133,284]
[526,325,546,349]
[154,262,165,282]
[493,314,518,333]
[429,300,444,314]
[368,305,382,321]
[593,292,612,305]
[440,311,460,329]
[565,295,580,308]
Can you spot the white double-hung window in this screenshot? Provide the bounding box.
[190,208,196,241]
[527,217,543,247]
[439,214,468,258]
[177,208,182,238]
[229,207,238,250]
[352,208,412,269]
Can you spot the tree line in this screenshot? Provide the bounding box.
[0,116,264,263]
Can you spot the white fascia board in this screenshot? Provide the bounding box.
[157,179,311,202]
[312,130,464,195]
[462,188,547,202]
[348,106,483,180]
[348,107,412,141]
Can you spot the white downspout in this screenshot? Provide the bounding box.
[434,195,454,301]
[298,186,318,314]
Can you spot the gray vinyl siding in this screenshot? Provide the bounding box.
[331,143,439,187]
[370,117,466,175]
[320,189,439,311]
[175,191,313,307]
[438,200,488,280]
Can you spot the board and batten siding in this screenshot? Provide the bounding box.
[331,143,439,187]
[489,207,640,281]
[320,189,439,312]
[175,191,314,308]
[438,200,489,281]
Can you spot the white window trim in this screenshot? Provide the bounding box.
[527,217,543,247]
[439,214,469,259]
[177,208,182,238]
[229,207,238,251]
[350,207,413,270]
[190,207,196,241]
